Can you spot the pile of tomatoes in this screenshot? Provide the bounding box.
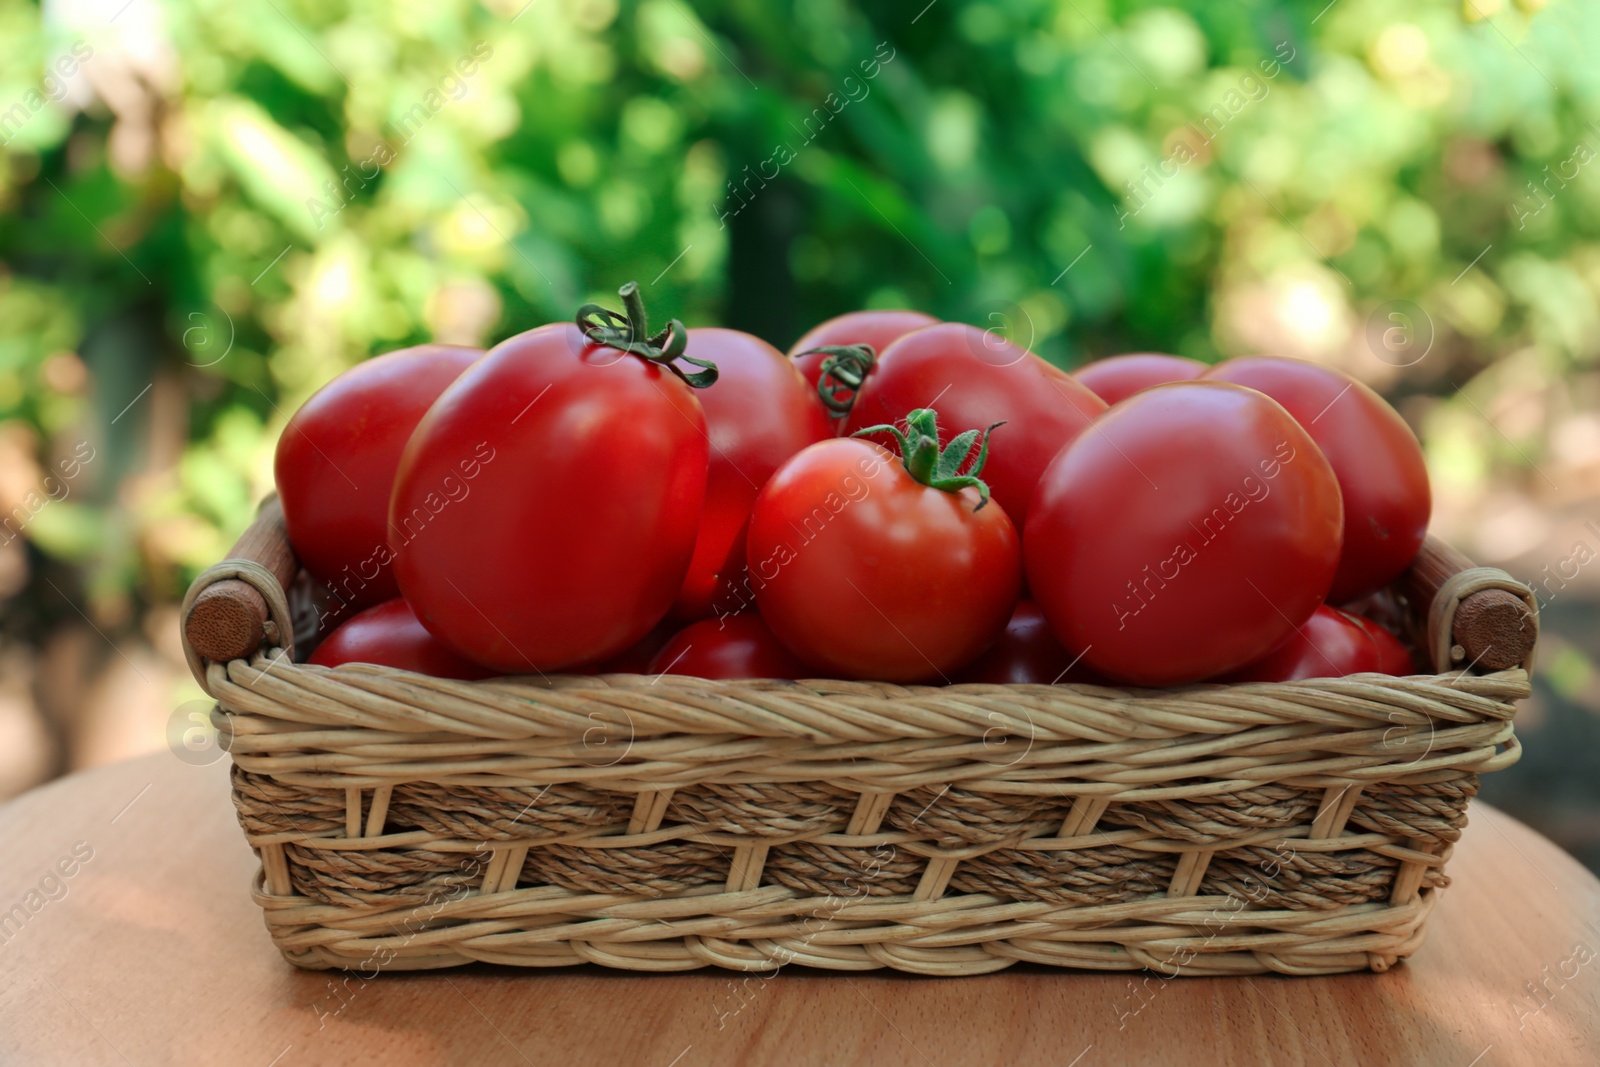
[277,283,1430,689]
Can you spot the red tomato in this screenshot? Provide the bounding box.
[1347,613,1417,675]
[1221,606,1381,682]
[573,621,679,674]
[747,411,1022,682]
[1203,357,1430,603]
[1025,382,1344,686]
[275,345,480,613]
[647,614,811,680]
[309,598,492,680]
[672,328,832,620]
[1072,353,1207,405]
[953,601,1103,685]
[844,323,1107,524]
[391,288,711,673]
[789,310,938,423]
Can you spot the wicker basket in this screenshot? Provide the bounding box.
[181,497,1538,976]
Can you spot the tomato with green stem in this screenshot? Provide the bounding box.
[843,323,1107,524]
[390,284,714,673]
[747,408,1022,682]
[789,310,938,429]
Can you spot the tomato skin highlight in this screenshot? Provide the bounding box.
[647,614,811,680]
[953,601,1102,685]
[747,438,1022,682]
[673,328,832,620]
[789,309,939,420]
[1024,381,1344,687]
[844,323,1107,524]
[1072,353,1207,405]
[1220,606,1381,682]
[275,344,481,613]
[309,598,493,680]
[390,323,710,673]
[1203,357,1431,603]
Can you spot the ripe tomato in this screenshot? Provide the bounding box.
[275,344,480,613]
[747,410,1021,682]
[844,323,1107,524]
[953,601,1103,685]
[1203,357,1430,603]
[577,621,679,674]
[673,328,832,620]
[1221,606,1381,682]
[789,310,938,424]
[1347,612,1417,675]
[390,287,711,672]
[647,614,811,680]
[1025,382,1344,686]
[309,598,492,680]
[1072,353,1206,405]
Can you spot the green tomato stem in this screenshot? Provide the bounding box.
[798,343,876,415]
[575,281,719,388]
[852,407,1004,509]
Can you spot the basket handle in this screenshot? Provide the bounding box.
[181,495,300,669]
[1400,536,1538,674]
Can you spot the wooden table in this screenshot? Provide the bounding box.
[1,755,1596,1067]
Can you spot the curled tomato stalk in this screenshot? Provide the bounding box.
[788,309,937,431]
[800,343,876,415]
[852,407,1006,509]
[576,281,719,388]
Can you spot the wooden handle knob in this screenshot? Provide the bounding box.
[1401,536,1536,672]
[183,497,299,662]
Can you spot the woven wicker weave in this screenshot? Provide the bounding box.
[181,504,1537,977]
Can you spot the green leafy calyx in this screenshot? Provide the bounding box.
[852,407,1004,509]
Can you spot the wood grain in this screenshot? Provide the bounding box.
[1402,537,1537,671]
[1,754,1595,1067]
[183,497,299,663]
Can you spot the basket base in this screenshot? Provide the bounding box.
[252,867,1438,977]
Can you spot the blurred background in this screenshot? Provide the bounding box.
[0,0,1596,870]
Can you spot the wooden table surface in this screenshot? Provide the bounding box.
[1,754,1596,1067]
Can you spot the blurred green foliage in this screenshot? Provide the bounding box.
[1,0,1598,629]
